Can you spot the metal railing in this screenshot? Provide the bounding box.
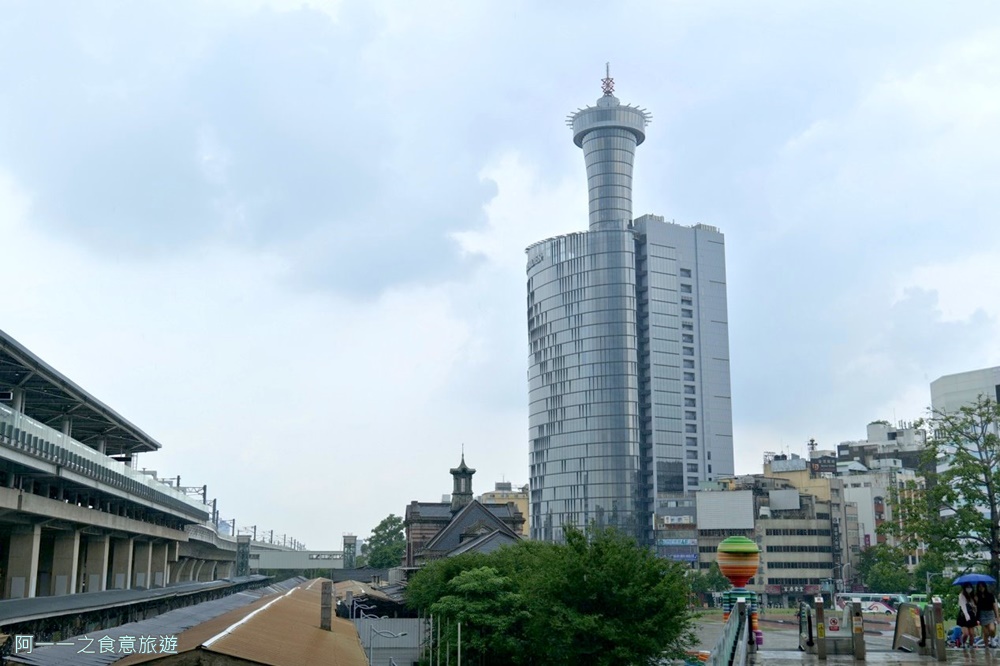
[703,598,749,666]
[0,403,209,520]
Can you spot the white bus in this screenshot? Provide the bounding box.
[834,592,906,615]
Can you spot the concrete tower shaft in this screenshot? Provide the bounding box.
[568,74,651,231]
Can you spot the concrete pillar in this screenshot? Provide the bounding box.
[5,524,41,598]
[192,559,205,582]
[110,537,133,590]
[321,580,332,631]
[83,535,109,593]
[150,542,168,588]
[850,600,865,659]
[51,530,80,596]
[61,417,72,437]
[217,561,232,579]
[132,541,152,589]
[172,557,186,583]
[814,596,827,660]
[198,560,216,582]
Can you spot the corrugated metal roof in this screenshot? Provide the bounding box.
[0,576,268,625]
[334,580,393,602]
[204,579,368,666]
[7,579,304,666]
[114,578,367,666]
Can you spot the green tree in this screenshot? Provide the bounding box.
[687,562,730,604]
[430,566,530,664]
[408,525,694,665]
[856,543,912,593]
[365,513,406,569]
[884,397,1000,584]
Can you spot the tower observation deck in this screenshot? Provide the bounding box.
[567,66,651,231]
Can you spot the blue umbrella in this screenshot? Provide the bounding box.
[953,573,997,585]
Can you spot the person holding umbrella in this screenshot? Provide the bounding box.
[954,574,996,649]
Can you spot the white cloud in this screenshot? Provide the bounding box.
[895,252,1000,324]
[5,2,1000,548]
[452,152,586,272]
[773,27,1000,242]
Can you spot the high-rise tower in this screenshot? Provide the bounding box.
[527,71,734,549]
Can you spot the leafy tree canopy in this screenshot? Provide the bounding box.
[408,525,694,666]
[857,543,912,593]
[883,397,1000,584]
[688,562,730,597]
[365,513,406,569]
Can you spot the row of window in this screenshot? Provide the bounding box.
[764,529,833,536]
[766,561,835,569]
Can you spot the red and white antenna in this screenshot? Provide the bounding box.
[601,62,614,96]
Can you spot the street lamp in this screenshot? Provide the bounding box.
[352,600,375,620]
[369,627,407,666]
[839,563,852,592]
[926,571,948,597]
[358,610,388,620]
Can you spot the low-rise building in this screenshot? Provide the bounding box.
[403,456,525,569]
[478,481,529,537]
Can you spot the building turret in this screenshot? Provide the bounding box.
[450,454,476,514]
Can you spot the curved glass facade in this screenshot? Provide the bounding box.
[526,230,642,542]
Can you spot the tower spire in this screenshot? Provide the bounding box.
[601,62,614,96]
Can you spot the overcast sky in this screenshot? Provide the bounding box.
[2,1,999,549]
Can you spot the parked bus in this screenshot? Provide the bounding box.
[834,592,906,615]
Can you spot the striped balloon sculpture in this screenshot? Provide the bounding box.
[716,536,762,645]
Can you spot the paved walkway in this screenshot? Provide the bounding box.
[694,616,1000,664]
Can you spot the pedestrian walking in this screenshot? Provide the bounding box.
[958,583,979,648]
[976,582,1000,648]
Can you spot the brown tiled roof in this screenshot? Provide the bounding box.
[115,579,367,666]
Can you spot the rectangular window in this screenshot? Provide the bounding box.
[686,437,698,447]
[681,284,692,293]
[685,424,697,433]
[681,297,693,306]
[687,476,699,486]
[683,360,695,369]
[684,386,696,395]
[684,372,695,381]
[708,464,712,473]
[687,463,699,473]
[682,322,693,331]
[682,309,693,318]
[682,334,694,343]
[683,347,694,356]
[686,450,698,460]
[680,268,692,278]
[684,398,696,407]
[685,411,696,420]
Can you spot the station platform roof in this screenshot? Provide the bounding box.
[0,328,162,456]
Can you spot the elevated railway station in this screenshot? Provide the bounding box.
[0,328,236,600]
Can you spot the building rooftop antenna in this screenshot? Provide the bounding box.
[601,62,614,96]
